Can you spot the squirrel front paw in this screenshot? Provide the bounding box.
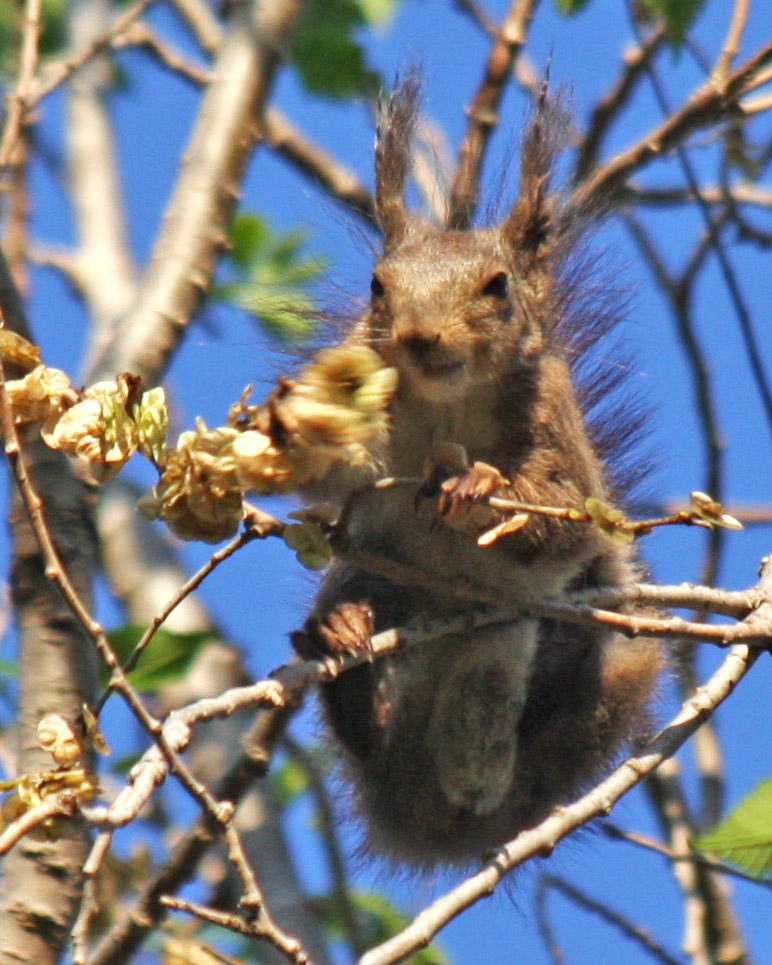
[436,461,507,535]
[291,601,375,661]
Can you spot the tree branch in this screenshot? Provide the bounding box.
[447,0,539,228]
[85,0,306,386]
[0,255,97,964]
[567,39,772,215]
[357,637,761,965]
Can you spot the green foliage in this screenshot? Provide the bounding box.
[552,0,593,14]
[271,756,312,805]
[318,891,448,963]
[694,779,772,881]
[553,0,708,37]
[104,625,212,692]
[641,0,708,44]
[0,0,66,70]
[290,0,383,98]
[216,213,325,343]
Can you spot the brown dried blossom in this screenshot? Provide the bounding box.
[5,364,74,425]
[37,714,83,769]
[41,374,143,482]
[138,419,245,544]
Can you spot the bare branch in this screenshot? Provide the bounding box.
[601,821,772,891]
[567,39,772,215]
[26,0,157,108]
[113,21,214,85]
[262,110,375,226]
[574,25,667,183]
[646,758,747,964]
[85,0,305,386]
[448,0,538,228]
[627,18,772,454]
[167,0,223,55]
[0,0,42,174]
[537,874,683,965]
[94,507,280,712]
[623,182,772,208]
[160,896,311,965]
[66,0,137,340]
[710,0,750,92]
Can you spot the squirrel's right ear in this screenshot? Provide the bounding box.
[501,80,568,289]
[375,71,421,250]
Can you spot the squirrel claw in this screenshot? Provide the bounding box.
[291,602,375,662]
[437,461,506,526]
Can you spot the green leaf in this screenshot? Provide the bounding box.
[694,779,772,880]
[110,751,143,776]
[290,0,381,98]
[104,625,212,692]
[229,213,270,270]
[552,0,593,14]
[0,0,66,69]
[640,0,707,44]
[358,0,397,26]
[215,213,325,343]
[270,758,312,805]
[317,891,448,963]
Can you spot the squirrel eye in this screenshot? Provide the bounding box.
[370,274,385,298]
[482,271,508,298]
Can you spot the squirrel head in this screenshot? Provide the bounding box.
[363,72,573,404]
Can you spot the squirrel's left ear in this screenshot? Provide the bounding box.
[375,71,421,251]
[500,81,567,293]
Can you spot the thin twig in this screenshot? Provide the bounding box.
[94,506,282,713]
[646,758,747,964]
[261,110,376,226]
[283,737,368,956]
[24,0,158,108]
[448,0,539,228]
[0,0,43,175]
[600,821,772,892]
[337,545,767,646]
[710,0,750,92]
[623,182,772,209]
[629,11,772,454]
[70,830,112,964]
[113,21,213,85]
[160,896,310,965]
[566,38,772,216]
[575,25,667,182]
[538,874,684,965]
[167,0,222,55]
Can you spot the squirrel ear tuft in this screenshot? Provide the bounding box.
[375,70,421,250]
[501,80,569,281]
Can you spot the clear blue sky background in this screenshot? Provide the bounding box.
[5,0,772,962]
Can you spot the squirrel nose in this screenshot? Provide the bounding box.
[400,331,440,359]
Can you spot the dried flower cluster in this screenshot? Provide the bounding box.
[0,711,101,841]
[2,332,397,552]
[4,354,169,483]
[139,344,397,545]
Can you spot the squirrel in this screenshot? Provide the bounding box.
[290,75,663,867]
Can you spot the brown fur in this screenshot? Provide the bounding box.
[294,76,663,867]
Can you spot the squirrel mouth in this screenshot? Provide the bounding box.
[418,359,466,380]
